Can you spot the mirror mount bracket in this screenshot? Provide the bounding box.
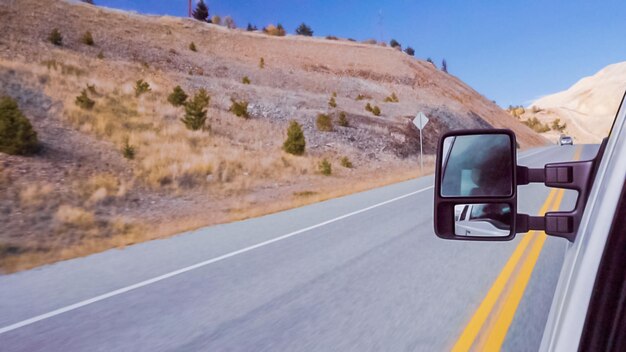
[516,213,576,241]
[517,166,545,185]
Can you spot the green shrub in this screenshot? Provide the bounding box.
[97,51,104,59]
[168,85,188,107]
[356,94,369,101]
[0,97,39,155]
[365,102,373,112]
[404,47,415,56]
[384,92,399,103]
[81,31,94,45]
[48,28,62,46]
[390,39,401,49]
[75,89,95,110]
[86,84,97,95]
[189,42,197,52]
[340,156,353,168]
[122,138,136,160]
[295,23,313,36]
[134,79,151,97]
[326,35,338,40]
[211,15,221,25]
[259,57,265,69]
[371,105,381,116]
[318,159,332,175]
[337,111,349,127]
[328,96,337,108]
[316,113,333,131]
[242,76,251,84]
[229,98,249,118]
[181,89,210,131]
[247,23,258,31]
[283,120,305,155]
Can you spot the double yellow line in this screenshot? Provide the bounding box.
[452,146,582,351]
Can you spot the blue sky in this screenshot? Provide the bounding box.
[93,0,626,107]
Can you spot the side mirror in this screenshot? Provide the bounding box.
[434,130,518,240]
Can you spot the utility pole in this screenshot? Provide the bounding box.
[188,0,192,17]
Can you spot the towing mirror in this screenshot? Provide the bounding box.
[434,130,517,240]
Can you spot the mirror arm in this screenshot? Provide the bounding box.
[516,213,545,233]
[516,166,545,185]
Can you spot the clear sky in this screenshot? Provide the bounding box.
[92,0,626,107]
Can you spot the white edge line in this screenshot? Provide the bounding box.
[0,185,434,335]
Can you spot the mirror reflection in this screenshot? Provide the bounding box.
[441,134,513,197]
[454,203,511,237]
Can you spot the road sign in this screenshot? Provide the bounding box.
[412,112,429,173]
[413,112,429,130]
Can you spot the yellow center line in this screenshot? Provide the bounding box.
[452,145,583,352]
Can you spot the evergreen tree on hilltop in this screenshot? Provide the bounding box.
[193,0,209,22]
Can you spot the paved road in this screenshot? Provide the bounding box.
[0,145,596,351]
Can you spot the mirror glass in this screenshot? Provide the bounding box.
[454,203,512,237]
[441,134,513,197]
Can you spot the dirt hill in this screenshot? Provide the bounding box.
[524,62,626,143]
[0,0,546,272]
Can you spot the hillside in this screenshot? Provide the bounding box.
[0,0,545,272]
[526,62,626,143]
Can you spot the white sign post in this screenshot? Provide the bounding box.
[412,112,429,173]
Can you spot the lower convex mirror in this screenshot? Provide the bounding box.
[454,203,512,237]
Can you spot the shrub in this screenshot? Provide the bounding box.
[48,28,63,46]
[442,59,448,73]
[247,23,258,31]
[211,15,221,25]
[340,156,353,168]
[97,51,104,59]
[326,35,338,40]
[296,23,313,36]
[371,106,381,116]
[167,85,188,107]
[0,96,39,155]
[189,42,197,52]
[229,98,249,118]
[181,89,210,131]
[426,57,435,67]
[318,159,332,176]
[75,89,95,110]
[223,16,236,29]
[328,96,337,108]
[337,111,349,127]
[551,118,567,132]
[390,39,401,49]
[193,0,209,22]
[522,117,550,133]
[81,31,94,45]
[134,79,151,97]
[365,102,373,112]
[265,24,286,36]
[122,138,135,160]
[362,39,377,45]
[283,120,305,155]
[81,0,94,4]
[316,113,333,131]
[405,47,415,56]
[259,57,265,69]
[86,84,97,95]
[384,92,399,103]
[356,94,369,101]
[242,76,251,84]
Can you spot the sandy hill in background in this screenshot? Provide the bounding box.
[0,0,544,271]
[527,62,626,143]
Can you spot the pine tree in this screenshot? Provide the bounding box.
[192,0,209,22]
[295,23,313,36]
[167,86,188,107]
[442,59,448,73]
[0,96,39,155]
[283,120,306,155]
[181,89,210,131]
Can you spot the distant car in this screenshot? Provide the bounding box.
[559,135,573,145]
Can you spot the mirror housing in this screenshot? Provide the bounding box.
[434,129,518,241]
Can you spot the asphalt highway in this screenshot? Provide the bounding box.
[0,145,597,351]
